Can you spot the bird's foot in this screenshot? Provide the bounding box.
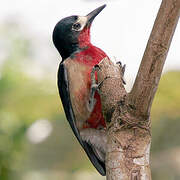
[116,61,126,84]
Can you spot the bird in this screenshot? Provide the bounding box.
[52,4,108,176]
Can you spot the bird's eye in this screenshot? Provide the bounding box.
[72,23,81,31]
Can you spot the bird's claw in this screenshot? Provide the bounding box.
[116,61,126,84]
[116,61,122,66]
[94,64,100,70]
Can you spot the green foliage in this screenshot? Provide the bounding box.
[0,22,59,179]
[151,71,180,179]
[152,71,180,119]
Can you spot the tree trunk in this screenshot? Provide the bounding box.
[96,0,180,179]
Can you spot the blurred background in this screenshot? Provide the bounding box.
[0,0,179,180]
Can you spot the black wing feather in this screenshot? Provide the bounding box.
[57,62,106,176]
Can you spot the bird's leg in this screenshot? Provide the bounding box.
[116,61,126,84]
[87,65,100,112]
[87,65,110,112]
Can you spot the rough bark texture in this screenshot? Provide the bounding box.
[96,0,180,179]
[97,59,152,180]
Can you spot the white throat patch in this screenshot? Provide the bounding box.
[72,16,88,31]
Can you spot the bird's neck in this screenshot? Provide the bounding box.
[60,27,92,60]
[59,43,79,60]
[78,27,91,48]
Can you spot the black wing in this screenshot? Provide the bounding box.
[57,62,106,176]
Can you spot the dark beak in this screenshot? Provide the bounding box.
[86,4,106,25]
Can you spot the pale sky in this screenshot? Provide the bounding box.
[0,0,179,82]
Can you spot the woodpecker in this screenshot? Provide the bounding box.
[52,5,108,175]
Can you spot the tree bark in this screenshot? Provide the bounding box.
[96,0,180,179]
[129,0,180,117]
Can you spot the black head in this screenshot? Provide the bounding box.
[52,4,106,60]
